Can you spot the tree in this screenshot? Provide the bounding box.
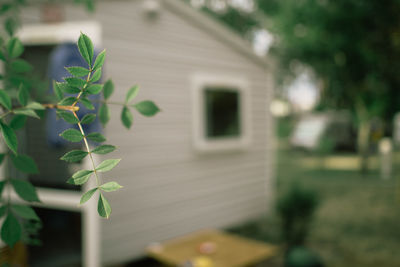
[198,0,400,172]
[0,0,159,250]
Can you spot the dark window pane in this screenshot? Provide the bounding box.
[204,88,241,138]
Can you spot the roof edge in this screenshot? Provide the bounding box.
[161,0,270,69]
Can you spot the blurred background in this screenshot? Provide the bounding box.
[2,0,400,266]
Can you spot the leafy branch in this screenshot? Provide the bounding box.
[0,1,160,247]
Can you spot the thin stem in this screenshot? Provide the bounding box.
[69,69,102,187]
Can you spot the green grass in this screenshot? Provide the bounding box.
[230,147,400,267]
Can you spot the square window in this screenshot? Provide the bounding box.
[204,88,241,138]
[192,74,251,152]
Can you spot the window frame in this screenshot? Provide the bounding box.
[191,73,252,152]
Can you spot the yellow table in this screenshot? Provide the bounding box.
[147,229,279,267]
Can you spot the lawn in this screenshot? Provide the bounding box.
[230,144,400,267]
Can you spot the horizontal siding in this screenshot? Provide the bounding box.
[21,0,273,265]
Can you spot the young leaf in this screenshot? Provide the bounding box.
[90,69,102,83]
[97,193,111,218]
[134,100,160,116]
[78,33,94,66]
[26,102,45,110]
[10,115,26,130]
[100,181,123,192]
[79,97,95,110]
[10,154,39,174]
[18,86,29,106]
[64,77,86,89]
[86,84,103,95]
[13,108,39,119]
[60,128,83,142]
[0,122,18,154]
[1,213,21,247]
[57,111,79,124]
[103,79,114,100]
[125,85,139,103]
[6,37,24,58]
[12,205,40,221]
[60,150,88,162]
[86,132,106,143]
[121,107,133,129]
[53,80,64,101]
[11,179,40,202]
[96,159,121,172]
[92,144,116,155]
[0,89,11,110]
[80,114,96,124]
[80,188,98,205]
[70,170,93,185]
[5,17,16,37]
[10,59,33,73]
[93,49,106,71]
[66,66,90,77]
[99,103,110,126]
[59,96,77,106]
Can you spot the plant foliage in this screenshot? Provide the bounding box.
[0,0,160,248]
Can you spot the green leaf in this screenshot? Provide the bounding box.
[96,159,121,172]
[57,111,79,124]
[134,100,160,116]
[80,188,98,205]
[92,144,116,155]
[6,37,23,58]
[0,89,11,110]
[79,97,95,110]
[0,206,6,218]
[64,77,86,89]
[13,108,39,119]
[90,69,102,83]
[60,150,88,162]
[0,122,17,154]
[78,33,94,66]
[86,132,106,143]
[97,193,111,218]
[99,103,110,126]
[66,66,90,77]
[59,128,83,142]
[86,84,103,94]
[10,115,27,130]
[125,85,139,103]
[10,59,33,73]
[0,154,5,165]
[10,154,38,174]
[17,86,29,106]
[103,79,114,100]
[26,102,45,110]
[5,17,17,36]
[121,107,133,129]
[53,80,63,101]
[11,179,40,202]
[70,170,93,185]
[56,81,81,94]
[1,213,21,247]
[0,181,5,197]
[59,96,77,106]
[93,49,106,71]
[12,205,40,221]
[0,51,5,61]
[80,114,96,124]
[100,181,123,192]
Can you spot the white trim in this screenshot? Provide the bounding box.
[191,73,252,153]
[16,21,102,47]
